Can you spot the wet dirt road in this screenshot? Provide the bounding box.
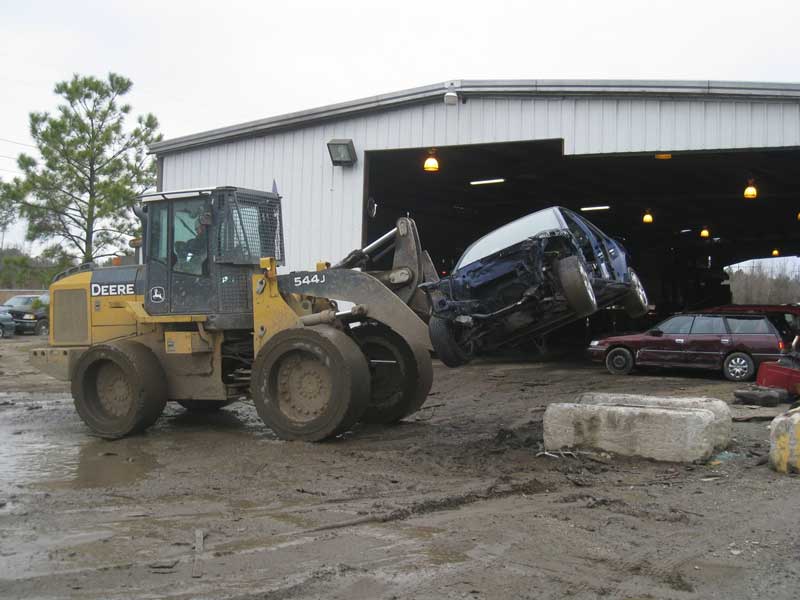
[0,336,798,599]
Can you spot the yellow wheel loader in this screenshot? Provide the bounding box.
[30,186,437,441]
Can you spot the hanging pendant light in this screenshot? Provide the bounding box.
[700,227,710,238]
[642,210,654,224]
[743,177,757,199]
[423,149,439,172]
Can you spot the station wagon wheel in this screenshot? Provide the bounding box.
[605,347,634,375]
[557,255,598,318]
[723,352,754,382]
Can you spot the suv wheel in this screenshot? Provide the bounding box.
[557,256,598,318]
[624,269,649,318]
[605,347,634,375]
[429,316,473,368]
[723,352,754,382]
[35,319,49,336]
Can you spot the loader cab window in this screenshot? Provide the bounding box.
[149,202,169,264]
[172,197,211,276]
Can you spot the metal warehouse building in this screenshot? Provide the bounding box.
[150,79,800,312]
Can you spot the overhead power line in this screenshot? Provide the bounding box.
[0,137,37,149]
[0,167,24,175]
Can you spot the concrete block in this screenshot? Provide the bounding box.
[769,408,800,474]
[577,392,731,450]
[544,403,718,463]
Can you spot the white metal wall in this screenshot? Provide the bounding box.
[162,95,800,271]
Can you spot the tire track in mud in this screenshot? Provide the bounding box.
[306,477,547,533]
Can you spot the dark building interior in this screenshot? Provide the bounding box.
[365,140,800,325]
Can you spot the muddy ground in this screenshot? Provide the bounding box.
[0,335,798,599]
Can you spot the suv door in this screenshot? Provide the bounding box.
[684,315,728,369]
[637,315,694,365]
[724,316,783,366]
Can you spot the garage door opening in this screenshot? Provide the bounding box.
[364,140,800,322]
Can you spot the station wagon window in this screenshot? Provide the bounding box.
[456,208,562,269]
[658,315,694,334]
[690,316,727,334]
[726,317,771,334]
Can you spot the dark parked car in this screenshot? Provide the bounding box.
[588,313,786,381]
[1,293,49,336]
[0,309,14,338]
[422,206,649,366]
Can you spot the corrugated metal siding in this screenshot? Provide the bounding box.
[162,95,800,271]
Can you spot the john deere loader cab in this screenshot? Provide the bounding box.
[141,186,284,324]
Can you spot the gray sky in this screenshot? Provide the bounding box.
[2,0,799,251]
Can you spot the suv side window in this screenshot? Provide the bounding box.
[659,315,694,334]
[690,316,727,334]
[726,316,771,334]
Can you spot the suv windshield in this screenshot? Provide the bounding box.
[456,208,563,269]
[4,296,35,308]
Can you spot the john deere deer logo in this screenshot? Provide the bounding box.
[150,286,165,303]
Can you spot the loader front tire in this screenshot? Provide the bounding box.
[251,326,370,441]
[71,342,167,439]
[349,323,433,424]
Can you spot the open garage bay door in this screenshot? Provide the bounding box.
[365,140,800,318]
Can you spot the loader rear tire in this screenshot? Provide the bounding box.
[251,325,370,441]
[349,323,433,424]
[71,342,167,439]
[177,400,235,412]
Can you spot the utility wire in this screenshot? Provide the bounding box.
[0,154,20,160]
[0,137,37,149]
[0,167,24,174]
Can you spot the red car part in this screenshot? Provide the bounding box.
[756,361,800,395]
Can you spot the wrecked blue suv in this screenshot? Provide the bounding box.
[422,207,648,366]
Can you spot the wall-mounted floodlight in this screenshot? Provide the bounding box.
[327,139,357,166]
[444,91,459,105]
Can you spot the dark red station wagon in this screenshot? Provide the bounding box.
[588,313,786,381]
